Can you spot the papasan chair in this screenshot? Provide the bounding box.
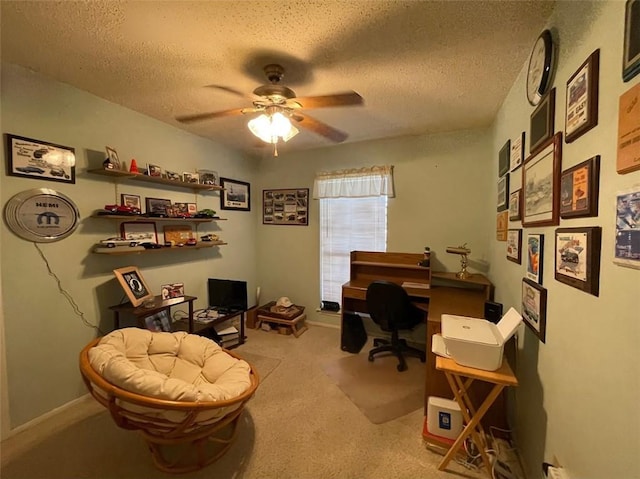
[79,328,259,473]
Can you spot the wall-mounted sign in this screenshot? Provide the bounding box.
[4,188,80,242]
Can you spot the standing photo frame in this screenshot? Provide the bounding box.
[220,177,250,211]
[554,226,602,296]
[113,266,154,307]
[121,194,142,210]
[623,0,640,82]
[509,189,522,221]
[498,140,510,177]
[497,174,509,212]
[510,132,525,172]
[145,197,172,216]
[105,146,120,170]
[263,188,309,225]
[565,49,600,143]
[522,278,547,343]
[522,132,562,228]
[560,155,600,219]
[506,229,522,264]
[6,134,76,184]
[526,233,544,284]
[530,88,556,154]
[197,169,219,186]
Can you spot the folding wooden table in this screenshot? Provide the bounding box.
[435,356,518,477]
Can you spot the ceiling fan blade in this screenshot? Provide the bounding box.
[205,84,263,102]
[291,112,349,143]
[175,107,247,124]
[292,91,364,109]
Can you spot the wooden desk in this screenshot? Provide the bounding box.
[436,356,518,477]
[110,295,197,329]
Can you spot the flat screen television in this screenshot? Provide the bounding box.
[207,278,248,313]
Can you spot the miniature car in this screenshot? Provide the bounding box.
[100,237,140,248]
[16,166,45,174]
[200,234,219,242]
[140,242,163,249]
[49,166,70,179]
[185,238,197,246]
[174,212,193,219]
[103,204,142,215]
[194,209,217,218]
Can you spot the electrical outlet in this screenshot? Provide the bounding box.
[547,466,569,479]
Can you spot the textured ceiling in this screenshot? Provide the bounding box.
[1,1,555,157]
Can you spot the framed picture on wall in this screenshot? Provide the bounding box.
[623,0,640,82]
[614,186,640,269]
[526,233,544,284]
[496,211,508,241]
[565,49,600,143]
[554,226,602,296]
[506,229,522,264]
[560,155,600,219]
[6,134,76,184]
[616,83,640,174]
[497,174,509,212]
[510,132,525,172]
[220,177,250,211]
[522,278,547,343]
[498,139,510,177]
[263,188,309,225]
[530,88,556,154]
[509,189,522,221]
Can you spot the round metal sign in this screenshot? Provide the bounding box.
[4,188,80,242]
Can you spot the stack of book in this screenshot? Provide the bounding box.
[214,322,239,348]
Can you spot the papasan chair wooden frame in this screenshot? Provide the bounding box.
[79,337,259,474]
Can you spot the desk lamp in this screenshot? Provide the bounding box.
[446,244,471,279]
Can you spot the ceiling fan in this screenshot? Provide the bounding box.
[175,64,364,146]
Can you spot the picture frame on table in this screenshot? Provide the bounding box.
[526,233,544,284]
[143,309,172,332]
[6,134,76,184]
[510,132,525,172]
[530,88,555,154]
[565,49,600,143]
[161,283,184,300]
[522,132,562,228]
[623,0,640,82]
[560,155,600,219]
[120,221,158,244]
[522,278,547,343]
[263,188,309,225]
[497,174,509,212]
[220,177,250,211]
[145,197,172,216]
[614,186,640,269]
[509,189,522,221]
[506,229,522,264]
[498,139,510,177]
[105,146,120,170]
[554,226,602,297]
[113,266,154,307]
[121,194,142,210]
[197,169,219,186]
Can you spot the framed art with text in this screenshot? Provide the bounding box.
[220,177,250,211]
[522,278,547,343]
[263,188,309,225]
[617,83,640,174]
[554,226,602,296]
[498,140,510,177]
[6,134,76,184]
[522,133,562,228]
[623,0,640,82]
[614,186,640,269]
[509,189,522,221]
[497,174,509,212]
[506,229,522,264]
[496,210,508,241]
[526,233,544,284]
[510,132,525,172]
[565,49,599,143]
[530,88,556,154]
[560,155,600,219]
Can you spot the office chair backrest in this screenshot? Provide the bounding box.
[366,280,423,332]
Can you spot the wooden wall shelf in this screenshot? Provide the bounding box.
[91,214,226,223]
[87,168,222,192]
[94,242,227,255]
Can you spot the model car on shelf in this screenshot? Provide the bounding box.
[200,234,219,242]
[185,238,198,246]
[99,237,142,248]
[102,204,142,215]
[194,209,217,218]
[140,242,163,249]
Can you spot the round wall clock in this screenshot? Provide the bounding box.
[526,29,555,106]
[4,188,80,242]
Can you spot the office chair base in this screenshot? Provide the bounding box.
[368,337,426,372]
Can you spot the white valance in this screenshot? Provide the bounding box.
[312,165,395,199]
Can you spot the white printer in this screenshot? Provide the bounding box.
[433,307,522,371]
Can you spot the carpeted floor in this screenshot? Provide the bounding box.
[1,325,483,479]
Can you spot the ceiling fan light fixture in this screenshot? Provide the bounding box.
[248,111,299,144]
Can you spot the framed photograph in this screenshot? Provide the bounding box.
[565,49,600,143]
[6,134,76,184]
[143,310,172,332]
[617,83,640,174]
[498,139,510,177]
[145,197,172,216]
[522,132,562,228]
[165,170,182,181]
[522,278,547,343]
[263,188,309,225]
[161,283,184,300]
[197,169,219,186]
[187,203,197,215]
[113,266,154,307]
[147,164,162,177]
[163,225,193,244]
[614,186,640,269]
[496,210,508,241]
[497,174,509,212]
[105,146,120,170]
[510,132,525,172]
[183,172,199,184]
[560,155,600,218]
[220,177,250,211]
[120,221,157,243]
[526,233,544,284]
[121,194,142,210]
[623,0,640,82]
[509,189,522,221]
[530,88,555,154]
[555,227,602,296]
[506,229,522,264]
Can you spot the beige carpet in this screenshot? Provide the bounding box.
[238,351,281,382]
[321,349,426,424]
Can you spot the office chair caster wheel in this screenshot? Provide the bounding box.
[368,354,374,362]
[397,363,407,372]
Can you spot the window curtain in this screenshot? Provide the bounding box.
[312,165,394,199]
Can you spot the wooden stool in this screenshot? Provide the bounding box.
[256,313,308,337]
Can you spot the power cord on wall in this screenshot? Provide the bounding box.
[34,243,104,335]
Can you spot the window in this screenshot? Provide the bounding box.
[314,166,394,306]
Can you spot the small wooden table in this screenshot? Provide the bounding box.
[435,356,518,477]
[256,313,308,337]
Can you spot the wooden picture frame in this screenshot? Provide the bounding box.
[498,139,510,177]
[121,194,141,210]
[220,177,250,211]
[510,132,525,172]
[509,189,522,221]
[554,226,602,297]
[560,155,600,218]
[526,233,544,284]
[496,210,508,241]
[623,0,640,82]
[120,221,158,244]
[565,49,600,143]
[6,134,76,184]
[163,225,193,244]
[497,174,509,212]
[145,197,172,216]
[617,83,640,174]
[263,188,309,225]
[614,186,640,269]
[522,132,562,228]
[530,88,556,154]
[522,278,547,343]
[113,266,154,307]
[506,229,522,264]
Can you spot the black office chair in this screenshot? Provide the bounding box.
[366,280,426,372]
